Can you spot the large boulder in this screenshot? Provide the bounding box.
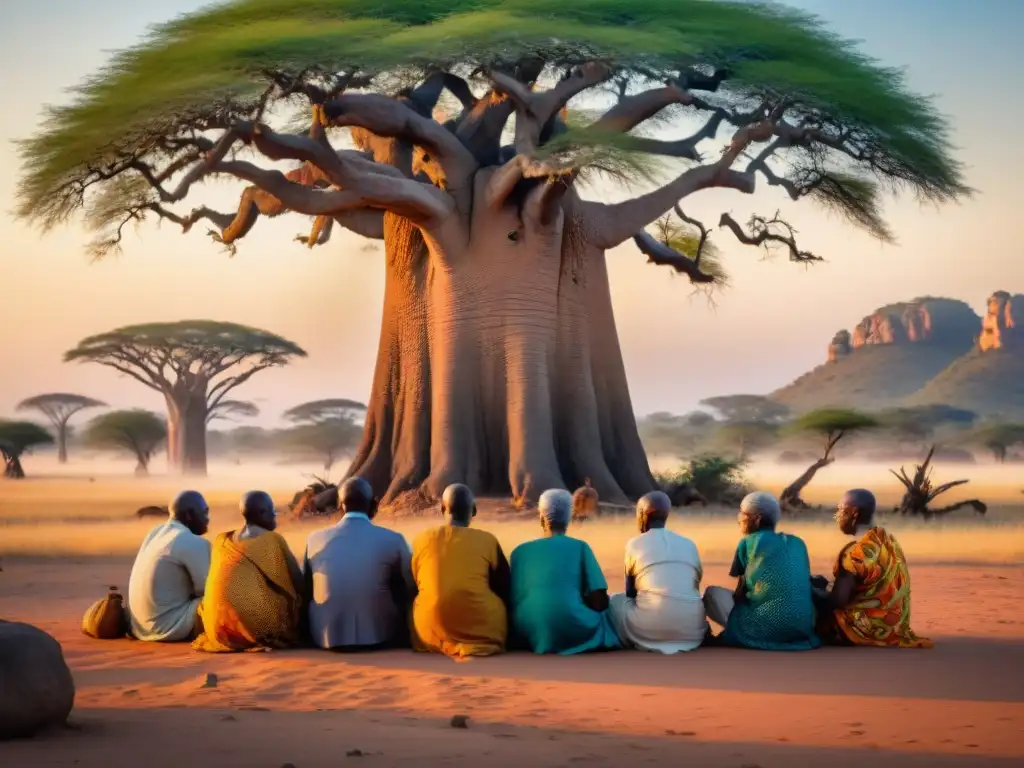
[0,621,75,739]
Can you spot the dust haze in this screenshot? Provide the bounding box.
[3,453,1020,566]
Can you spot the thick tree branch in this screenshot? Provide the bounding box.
[583,163,755,250]
[323,93,477,187]
[632,231,717,284]
[590,84,691,134]
[487,62,612,156]
[214,159,452,227]
[295,209,385,246]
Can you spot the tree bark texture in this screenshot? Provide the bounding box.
[165,391,208,475]
[346,175,657,507]
[4,455,26,479]
[56,423,69,464]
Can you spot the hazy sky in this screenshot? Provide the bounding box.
[1,1,1022,426]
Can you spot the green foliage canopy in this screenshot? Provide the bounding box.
[64,321,306,405]
[0,421,55,457]
[83,410,168,463]
[790,407,879,436]
[283,398,367,424]
[16,0,969,269]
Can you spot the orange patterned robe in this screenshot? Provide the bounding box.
[825,527,933,649]
[193,531,303,653]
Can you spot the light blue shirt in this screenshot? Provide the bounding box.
[304,515,413,648]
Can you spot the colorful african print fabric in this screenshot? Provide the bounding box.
[825,527,933,649]
[192,531,303,653]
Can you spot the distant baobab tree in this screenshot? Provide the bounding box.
[17,393,105,464]
[64,321,305,476]
[15,1,969,505]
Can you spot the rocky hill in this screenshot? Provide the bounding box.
[773,297,981,411]
[907,292,1024,418]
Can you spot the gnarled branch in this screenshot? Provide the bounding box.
[718,211,821,263]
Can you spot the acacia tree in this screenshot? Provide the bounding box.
[700,395,791,425]
[881,405,976,456]
[780,408,878,509]
[63,321,306,475]
[16,1,967,505]
[283,399,367,424]
[83,410,167,477]
[207,399,260,425]
[17,393,105,464]
[970,423,1024,464]
[0,421,53,479]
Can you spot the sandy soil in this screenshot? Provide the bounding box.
[2,555,1022,768]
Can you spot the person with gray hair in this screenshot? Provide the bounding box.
[507,489,620,655]
[703,491,820,651]
[608,491,709,653]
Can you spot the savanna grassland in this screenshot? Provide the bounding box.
[2,455,1021,565]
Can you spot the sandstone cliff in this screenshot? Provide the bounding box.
[978,291,1023,351]
[832,297,980,360]
[775,297,981,412]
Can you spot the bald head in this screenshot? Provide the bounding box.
[340,477,375,517]
[442,484,476,526]
[241,490,277,531]
[170,490,209,536]
[839,488,876,531]
[637,491,671,533]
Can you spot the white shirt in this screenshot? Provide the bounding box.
[127,520,211,642]
[610,528,706,654]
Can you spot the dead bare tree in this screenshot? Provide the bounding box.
[891,446,987,519]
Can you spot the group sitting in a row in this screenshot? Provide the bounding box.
[124,479,931,657]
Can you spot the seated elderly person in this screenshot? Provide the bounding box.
[193,491,304,653]
[704,492,820,651]
[609,491,708,654]
[304,477,415,651]
[127,490,211,642]
[509,489,620,655]
[410,484,509,658]
[814,489,932,648]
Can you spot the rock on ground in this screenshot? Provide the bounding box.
[0,621,75,739]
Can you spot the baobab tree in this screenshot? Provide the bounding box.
[63,321,305,475]
[83,410,167,477]
[16,393,105,464]
[16,1,968,505]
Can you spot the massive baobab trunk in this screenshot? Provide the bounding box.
[347,176,656,506]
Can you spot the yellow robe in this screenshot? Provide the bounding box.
[410,526,507,658]
[193,531,303,653]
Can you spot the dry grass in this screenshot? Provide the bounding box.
[1,458,1021,565]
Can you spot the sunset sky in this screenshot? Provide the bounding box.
[1,0,1021,427]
